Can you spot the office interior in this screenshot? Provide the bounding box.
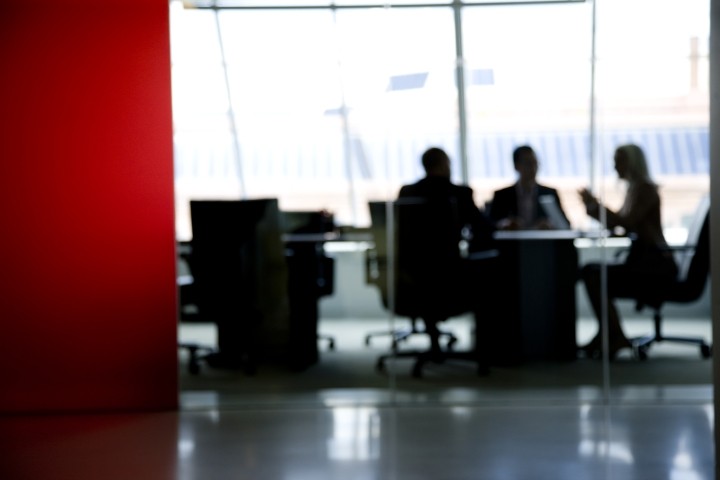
[1,0,719,479]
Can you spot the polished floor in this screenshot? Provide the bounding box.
[1,318,714,480]
[0,400,714,480]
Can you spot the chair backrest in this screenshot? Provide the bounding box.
[366,201,390,306]
[672,198,710,302]
[398,197,466,316]
[395,196,463,279]
[676,195,710,280]
[366,198,469,319]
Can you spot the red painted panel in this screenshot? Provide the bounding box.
[0,2,177,412]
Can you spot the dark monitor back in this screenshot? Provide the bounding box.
[191,199,274,247]
[282,210,334,234]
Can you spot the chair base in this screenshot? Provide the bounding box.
[631,334,712,360]
[178,342,260,375]
[178,342,218,375]
[180,333,336,375]
[365,327,458,350]
[411,349,489,378]
[376,347,488,378]
[318,333,336,351]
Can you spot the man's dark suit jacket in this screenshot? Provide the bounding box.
[489,183,569,229]
[395,175,496,320]
[398,176,494,251]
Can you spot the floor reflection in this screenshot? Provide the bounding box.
[0,400,714,480]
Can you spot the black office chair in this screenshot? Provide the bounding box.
[367,199,494,377]
[177,240,218,374]
[283,210,337,356]
[365,201,458,351]
[620,199,711,360]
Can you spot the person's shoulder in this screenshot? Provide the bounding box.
[399,181,420,197]
[635,180,660,198]
[451,183,473,194]
[537,183,559,195]
[493,184,514,197]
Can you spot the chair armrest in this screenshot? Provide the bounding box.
[365,248,386,283]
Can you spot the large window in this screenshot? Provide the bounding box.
[172,4,463,235]
[172,0,709,239]
[462,2,594,226]
[594,0,710,240]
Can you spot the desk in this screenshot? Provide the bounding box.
[179,226,373,372]
[283,230,372,369]
[487,230,581,364]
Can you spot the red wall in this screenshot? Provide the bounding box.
[0,1,178,412]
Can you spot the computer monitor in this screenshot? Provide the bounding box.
[282,210,334,235]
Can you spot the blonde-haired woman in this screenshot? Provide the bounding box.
[578,144,678,359]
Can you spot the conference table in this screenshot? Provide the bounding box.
[359,221,594,365]
[483,230,588,365]
[302,229,607,366]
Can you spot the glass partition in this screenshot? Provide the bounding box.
[593,0,711,402]
[172,0,711,418]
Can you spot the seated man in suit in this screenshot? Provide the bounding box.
[399,147,495,250]
[489,145,569,230]
[398,147,495,358]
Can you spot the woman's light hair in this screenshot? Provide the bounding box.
[616,143,652,185]
[616,143,655,217]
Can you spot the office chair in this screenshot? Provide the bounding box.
[365,201,458,351]
[177,240,218,374]
[283,210,337,360]
[620,198,711,360]
[367,199,494,377]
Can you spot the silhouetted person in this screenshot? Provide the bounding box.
[489,145,569,230]
[397,147,495,358]
[399,147,495,250]
[578,144,677,359]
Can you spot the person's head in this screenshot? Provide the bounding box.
[512,145,538,185]
[421,147,451,178]
[614,144,652,184]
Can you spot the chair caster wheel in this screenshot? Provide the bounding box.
[328,340,335,351]
[700,344,711,358]
[636,347,648,361]
[376,359,386,373]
